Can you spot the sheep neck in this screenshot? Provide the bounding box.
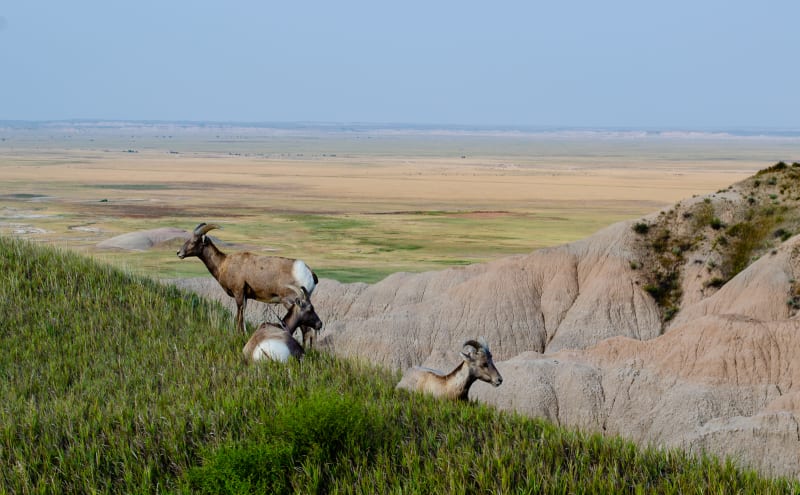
[445,361,477,401]
[281,308,302,332]
[199,241,226,280]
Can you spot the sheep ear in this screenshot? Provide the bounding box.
[281,296,295,309]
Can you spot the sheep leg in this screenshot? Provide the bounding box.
[301,326,317,349]
[235,293,248,333]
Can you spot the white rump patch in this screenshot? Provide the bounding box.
[254,340,291,363]
[293,259,316,295]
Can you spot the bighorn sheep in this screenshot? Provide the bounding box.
[242,290,323,363]
[177,222,319,334]
[396,339,503,401]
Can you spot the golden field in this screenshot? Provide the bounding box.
[2,124,797,282]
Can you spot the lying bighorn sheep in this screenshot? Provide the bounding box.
[242,290,323,363]
[177,222,319,334]
[396,339,503,401]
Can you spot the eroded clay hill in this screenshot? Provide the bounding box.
[172,162,800,479]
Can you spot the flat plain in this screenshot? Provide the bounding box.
[2,123,798,282]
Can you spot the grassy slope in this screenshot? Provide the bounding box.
[1,235,798,494]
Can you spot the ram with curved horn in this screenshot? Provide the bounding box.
[396,338,503,401]
[177,222,319,334]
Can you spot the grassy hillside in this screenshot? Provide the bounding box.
[1,235,798,494]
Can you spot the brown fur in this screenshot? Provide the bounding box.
[177,223,319,333]
[396,339,503,401]
[242,291,323,362]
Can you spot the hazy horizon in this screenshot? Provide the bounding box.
[2,119,800,140]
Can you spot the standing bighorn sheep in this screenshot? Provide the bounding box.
[177,222,319,334]
[242,289,323,363]
[396,339,503,401]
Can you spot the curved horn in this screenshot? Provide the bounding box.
[463,339,483,351]
[194,223,221,236]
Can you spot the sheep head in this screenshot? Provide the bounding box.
[282,286,323,331]
[177,222,221,259]
[461,339,503,387]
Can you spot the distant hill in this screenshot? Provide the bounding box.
[3,119,800,139]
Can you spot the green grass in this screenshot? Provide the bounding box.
[1,235,798,494]
[313,266,399,284]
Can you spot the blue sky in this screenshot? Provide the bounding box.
[1,1,798,128]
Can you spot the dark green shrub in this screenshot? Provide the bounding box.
[756,162,788,175]
[774,228,792,242]
[723,221,771,278]
[276,391,387,460]
[651,230,671,253]
[632,222,650,235]
[663,306,678,321]
[643,271,681,307]
[187,442,295,495]
[187,391,390,494]
[691,201,715,230]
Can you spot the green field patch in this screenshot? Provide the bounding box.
[288,214,371,232]
[355,236,424,253]
[428,259,476,266]
[315,266,398,284]
[373,243,423,252]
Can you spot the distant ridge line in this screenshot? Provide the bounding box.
[1,120,799,140]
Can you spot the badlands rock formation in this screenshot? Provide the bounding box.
[172,164,800,479]
[96,227,190,251]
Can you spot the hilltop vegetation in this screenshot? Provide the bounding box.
[1,236,798,493]
[631,161,800,323]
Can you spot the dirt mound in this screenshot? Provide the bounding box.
[96,227,190,251]
[171,164,800,479]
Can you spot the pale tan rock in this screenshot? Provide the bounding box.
[97,227,190,251]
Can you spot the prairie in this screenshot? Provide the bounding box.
[3,123,797,282]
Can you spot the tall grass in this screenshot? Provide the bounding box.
[1,235,798,494]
